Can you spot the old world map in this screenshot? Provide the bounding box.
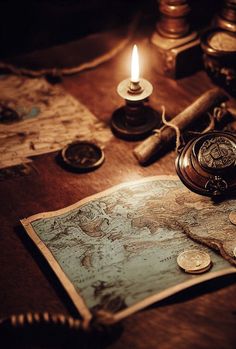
[22,177,236,323]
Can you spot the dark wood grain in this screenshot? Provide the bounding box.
[0,38,235,349]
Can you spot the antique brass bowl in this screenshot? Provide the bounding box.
[201,29,236,95]
[175,131,236,196]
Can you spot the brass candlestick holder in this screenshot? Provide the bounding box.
[111,46,159,140]
[215,0,236,33]
[151,0,201,79]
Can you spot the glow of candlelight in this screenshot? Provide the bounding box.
[131,44,140,83]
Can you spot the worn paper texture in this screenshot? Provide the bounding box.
[0,75,112,169]
[21,177,236,324]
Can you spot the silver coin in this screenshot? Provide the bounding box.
[229,212,236,226]
[177,249,211,273]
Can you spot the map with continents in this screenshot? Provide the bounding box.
[25,177,236,321]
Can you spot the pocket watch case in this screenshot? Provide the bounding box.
[175,131,236,196]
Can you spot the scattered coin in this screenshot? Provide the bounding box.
[177,249,211,274]
[229,212,236,226]
[61,141,104,172]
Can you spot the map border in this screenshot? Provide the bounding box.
[21,176,236,325]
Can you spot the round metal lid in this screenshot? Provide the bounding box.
[197,135,236,171]
[61,141,104,172]
[201,29,236,58]
[175,131,236,196]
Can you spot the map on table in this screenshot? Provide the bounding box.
[21,176,236,325]
[0,75,112,170]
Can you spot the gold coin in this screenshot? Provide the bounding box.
[184,263,212,274]
[177,249,211,273]
[229,212,236,225]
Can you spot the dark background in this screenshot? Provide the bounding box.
[0,0,222,58]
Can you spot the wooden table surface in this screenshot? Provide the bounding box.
[0,39,235,349]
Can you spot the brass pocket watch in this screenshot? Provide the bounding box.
[176,131,236,196]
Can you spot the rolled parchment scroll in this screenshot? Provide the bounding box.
[133,88,228,164]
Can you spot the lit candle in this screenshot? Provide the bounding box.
[131,44,140,83]
[111,44,156,140]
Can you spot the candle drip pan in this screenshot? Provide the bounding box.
[175,131,236,197]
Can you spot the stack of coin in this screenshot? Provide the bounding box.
[177,249,212,274]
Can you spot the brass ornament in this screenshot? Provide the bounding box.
[201,29,236,95]
[175,131,236,196]
[198,136,236,170]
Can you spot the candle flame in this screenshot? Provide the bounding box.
[131,44,139,83]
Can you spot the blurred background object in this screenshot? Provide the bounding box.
[215,0,236,32]
[0,0,221,59]
[151,0,200,78]
[1,0,234,86]
[201,0,236,95]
